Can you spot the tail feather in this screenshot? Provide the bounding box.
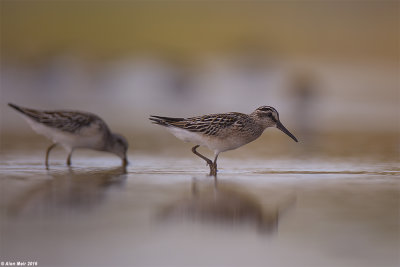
[8,103,26,114]
[149,115,185,126]
[8,103,42,122]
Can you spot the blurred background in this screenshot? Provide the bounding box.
[1,1,399,159]
[1,2,399,267]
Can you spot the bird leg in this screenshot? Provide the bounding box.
[192,145,213,166]
[211,153,219,177]
[66,149,74,166]
[191,145,218,176]
[45,143,57,169]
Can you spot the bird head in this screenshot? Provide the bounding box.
[110,133,129,166]
[252,106,298,142]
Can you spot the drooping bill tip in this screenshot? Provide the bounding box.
[276,121,298,142]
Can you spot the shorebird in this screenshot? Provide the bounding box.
[8,103,129,168]
[150,106,298,176]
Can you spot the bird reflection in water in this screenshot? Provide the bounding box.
[158,178,296,234]
[7,166,127,217]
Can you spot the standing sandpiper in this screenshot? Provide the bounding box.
[8,103,129,168]
[150,106,298,176]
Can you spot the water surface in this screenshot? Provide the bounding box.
[1,151,399,267]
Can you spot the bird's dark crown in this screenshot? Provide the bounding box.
[254,106,279,121]
[113,133,129,149]
[256,106,278,114]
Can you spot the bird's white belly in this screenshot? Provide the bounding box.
[167,127,207,146]
[26,119,104,150]
[52,131,103,149]
[206,135,251,153]
[167,126,253,153]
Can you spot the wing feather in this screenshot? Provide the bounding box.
[9,103,108,134]
[170,113,244,136]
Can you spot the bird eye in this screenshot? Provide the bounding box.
[267,112,272,117]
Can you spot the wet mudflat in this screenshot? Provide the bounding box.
[1,151,399,267]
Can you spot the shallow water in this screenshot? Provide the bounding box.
[1,151,399,267]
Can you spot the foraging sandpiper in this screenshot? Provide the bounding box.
[150,106,298,176]
[8,103,129,168]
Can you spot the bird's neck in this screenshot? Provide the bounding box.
[104,132,117,152]
[249,114,271,131]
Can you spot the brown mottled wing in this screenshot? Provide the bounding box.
[170,112,244,136]
[36,111,106,134]
[9,104,108,134]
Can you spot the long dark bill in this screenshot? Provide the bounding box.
[276,121,298,142]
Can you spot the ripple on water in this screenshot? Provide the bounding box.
[1,153,399,267]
